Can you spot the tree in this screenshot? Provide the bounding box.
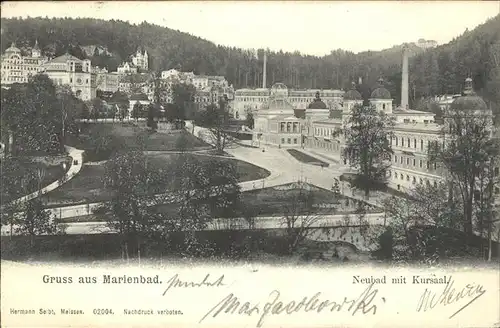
[428,107,498,245]
[341,104,395,199]
[15,198,66,247]
[195,97,233,154]
[91,97,104,122]
[245,109,255,129]
[276,182,324,254]
[171,83,196,123]
[146,104,158,131]
[0,74,67,155]
[110,91,130,120]
[94,150,158,260]
[132,102,143,121]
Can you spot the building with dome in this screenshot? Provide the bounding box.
[41,53,96,101]
[233,87,343,120]
[1,41,48,86]
[252,83,303,147]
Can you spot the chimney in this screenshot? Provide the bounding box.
[401,45,409,109]
[263,51,267,89]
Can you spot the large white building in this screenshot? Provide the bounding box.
[41,53,96,101]
[131,47,148,71]
[94,67,119,93]
[233,87,344,120]
[1,41,47,86]
[251,47,495,194]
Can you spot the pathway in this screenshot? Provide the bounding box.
[7,145,84,206]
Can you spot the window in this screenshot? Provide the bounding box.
[293,138,297,144]
[413,158,416,166]
[402,138,405,147]
[287,138,291,144]
[406,158,410,165]
[394,155,397,163]
[400,157,403,164]
[419,160,423,168]
[407,138,411,147]
[395,137,398,146]
[412,177,416,184]
[426,161,430,169]
[406,175,410,181]
[394,172,397,178]
[420,140,424,150]
[281,138,285,144]
[414,139,417,148]
[433,163,437,170]
[420,178,423,184]
[383,104,386,110]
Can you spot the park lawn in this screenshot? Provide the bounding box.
[1,156,72,204]
[42,154,270,207]
[66,122,212,161]
[240,183,381,217]
[287,149,330,167]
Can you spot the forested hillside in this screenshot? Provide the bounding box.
[1,15,499,114]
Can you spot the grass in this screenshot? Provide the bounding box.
[41,154,270,206]
[58,182,381,222]
[287,149,330,167]
[66,122,212,162]
[339,173,413,199]
[240,182,382,217]
[1,156,72,203]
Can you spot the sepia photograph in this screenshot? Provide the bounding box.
[1,1,499,327]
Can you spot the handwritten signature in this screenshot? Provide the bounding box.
[200,282,386,327]
[416,277,486,319]
[162,274,226,296]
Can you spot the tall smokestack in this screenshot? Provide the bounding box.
[401,45,409,109]
[263,51,267,89]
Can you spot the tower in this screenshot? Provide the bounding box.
[32,39,41,58]
[263,51,267,89]
[401,45,409,109]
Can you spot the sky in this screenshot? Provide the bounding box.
[1,1,499,56]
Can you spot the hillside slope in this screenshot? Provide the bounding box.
[1,15,499,114]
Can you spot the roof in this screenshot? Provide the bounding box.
[451,95,488,111]
[262,98,294,111]
[307,92,328,109]
[5,42,21,54]
[49,53,83,64]
[370,78,391,99]
[344,83,362,101]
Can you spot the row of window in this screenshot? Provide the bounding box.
[315,127,338,137]
[310,139,340,151]
[388,170,439,187]
[280,122,300,133]
[393,136,436,151]
[281,137,299,144]
[393,155,437,170]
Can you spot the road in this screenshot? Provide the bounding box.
[6,145,84,206]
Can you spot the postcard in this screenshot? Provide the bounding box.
[1,1,499,327]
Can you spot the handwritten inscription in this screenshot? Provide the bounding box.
[200,283,386,327]
[416,278,486,318]
[162,274,226,296]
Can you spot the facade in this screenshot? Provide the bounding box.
[94,67,119,93]
[252,83,303,148]
[192,75,229,90]
[117,62,138,75]
[232,87,343,120]
[1,41,47,86]
[41,53,96,101]
[131,47,149,71]
[416,38,438,49]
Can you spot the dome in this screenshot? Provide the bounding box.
[5,42,21,54]
[370,78,391,99]
[270,83,288,98]
[450,78,488,111]
[261,98,294,111]
[344,82,362,101]
[307,91,328,109]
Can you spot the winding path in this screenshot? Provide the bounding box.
[7,145,84,206]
